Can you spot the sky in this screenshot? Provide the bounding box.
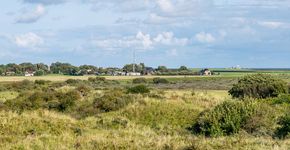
[0,0,290,68]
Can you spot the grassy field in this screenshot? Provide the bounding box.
[0,74,289,149]
[0,89,289,149]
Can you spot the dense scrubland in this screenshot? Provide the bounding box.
[0,74,289,150]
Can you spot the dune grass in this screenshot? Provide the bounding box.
[0,89,289,150]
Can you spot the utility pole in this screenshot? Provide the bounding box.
[133,49,136,73]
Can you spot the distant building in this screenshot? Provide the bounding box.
[143,67,155,75]
[117,71,127,76]
[25,71,35,77]
[200,69,212,76]
[126,72,141,76]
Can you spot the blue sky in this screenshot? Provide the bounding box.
[0,0,290,68]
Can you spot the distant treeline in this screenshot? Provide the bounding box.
[0,62,201,76]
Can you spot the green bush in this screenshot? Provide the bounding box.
[34,70,45,76]
[271,94,290,105]
[242,103,278,136]
[229,74,288,99]
[56,90,82,112]
[76,85,92,97]
[127,85,150,94]
[191,100,257,137]
[88,77,106,82]
[191,100,281,137]
[94,90,135,112]
[153,77,169,84]
[5,90,81,112]
[35,80,51,85]
[10,80,34,91]
[132,77,147,84]
[275,114,290,139]
[65,79,82,85]
[71,101,100,119]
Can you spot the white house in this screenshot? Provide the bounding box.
[126,72,141,76]
[25,71,35,77]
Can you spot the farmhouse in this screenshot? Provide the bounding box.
[25,71,35,77]
[200,69,212,76]
[144,67,155,75]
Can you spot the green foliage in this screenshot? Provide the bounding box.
[75,84,92,97]
[157,66,168,72]
[93,90,135,112]
[34,70,45,76]
[10,80,35,91]
[123,63,145,72]
[132,77,147,84]
[5,90,81,112]
[65,79,82,85]
[242,103,278,136]
[127,85,150,94]
[153,77,169,84]
[271,94,290,105]
[88,77,106,82]
[179,66,188,71]
[276,114,290,139]
[192,100,257,136]
[229,74,288,99]
[35,80,51,85]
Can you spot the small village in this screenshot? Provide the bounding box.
[0,62,212,77]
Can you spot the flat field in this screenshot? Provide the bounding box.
[0,72,289,149]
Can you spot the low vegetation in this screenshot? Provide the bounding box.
[0,74,289,149]
[229,74,288,99]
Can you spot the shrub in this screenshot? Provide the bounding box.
[132,77,147,84]
[94,90,135,112]
[35,80,51,85]
[229,74,288,99]
[242,103,278,136]
[56,90,82,112]
[270,94,290,105]
[76,85,92,97]
[34,70,45,76]
[191,100,257,137]
[10,80,34,91]
[275,114,290,139]
[5,90,81,112]
[88,77,106,82]
[65,79,82,85]
[71,101,100,119]
[127,85,150,94]
[153,77,169,84]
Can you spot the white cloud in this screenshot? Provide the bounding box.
[14,32,44,48]
[258,21,284,29]
[23,0,67,5]
[16,5,46,23]
[156,0,174,12]
[136,32,153,49]
[195,32,216,43]
[90,31,189,52]
[154,32,188,46]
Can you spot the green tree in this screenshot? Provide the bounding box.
[179,66,188,71]
[157,66,168,72]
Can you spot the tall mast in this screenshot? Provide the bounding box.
[133,49,136,73]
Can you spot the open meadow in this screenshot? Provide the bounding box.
[0,73,289,150]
